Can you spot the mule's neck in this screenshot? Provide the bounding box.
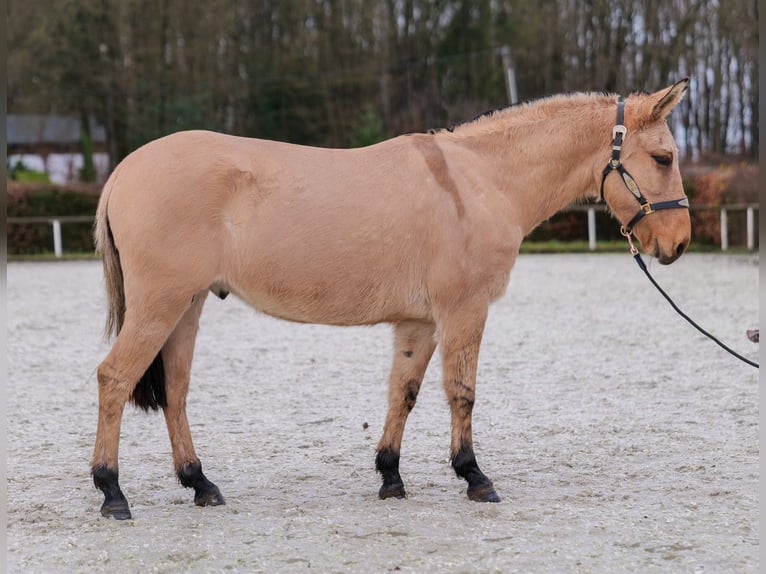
[441,96,616,235]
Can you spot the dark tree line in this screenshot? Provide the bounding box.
[8,0,759,171]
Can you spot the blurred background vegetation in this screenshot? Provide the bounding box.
[6,0,759,254]
[8,0,758,160]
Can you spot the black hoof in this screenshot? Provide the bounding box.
[194,484,226,507]
[379,481,407,500]
[467,482,501,503]
[100,497,132,520]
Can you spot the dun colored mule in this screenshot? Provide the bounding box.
[92,79,691,519]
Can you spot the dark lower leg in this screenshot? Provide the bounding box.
[92,465,132,519]
[444,374,500,502]
[451,443,500,502]
[439,303,499,502]
[375,448,405,499]
[376,378,421,499]
[92,363,132,520]
[162,292,224,508]
[178,461,225,506]
[376,321,436,500]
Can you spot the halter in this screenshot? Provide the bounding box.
[599,98,689,235]
[599,101,757,369]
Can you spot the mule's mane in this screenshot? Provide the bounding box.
[435,91,619,136]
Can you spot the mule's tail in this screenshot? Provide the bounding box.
[94,174,125,340]
[95,169,167,411]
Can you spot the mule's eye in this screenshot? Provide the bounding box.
[652,154,672,167]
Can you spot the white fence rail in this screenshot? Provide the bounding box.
[8,215,93,257]
[565,203,758,252]
[8,205,759,257]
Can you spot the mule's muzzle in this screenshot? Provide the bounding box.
[654,239,688,265]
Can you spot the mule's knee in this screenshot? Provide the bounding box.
[97,362,134,404]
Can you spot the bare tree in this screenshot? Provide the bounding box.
[7,0,757,164]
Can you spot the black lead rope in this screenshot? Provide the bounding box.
[623,234,759,369]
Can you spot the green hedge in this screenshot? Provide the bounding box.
[7,183,101,254]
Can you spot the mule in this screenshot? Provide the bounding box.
[92,79,691,519]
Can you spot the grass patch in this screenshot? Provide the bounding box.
[520,240,625,254]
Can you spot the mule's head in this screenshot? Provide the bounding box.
[602,79,691,264]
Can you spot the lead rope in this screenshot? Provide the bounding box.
[621,229,759,369]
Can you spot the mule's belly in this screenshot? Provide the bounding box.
[216,168,437,325]
[224,269,431,326]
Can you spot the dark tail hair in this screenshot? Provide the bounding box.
[95,174,167,411]
[129,353,167,411]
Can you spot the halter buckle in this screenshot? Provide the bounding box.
[612,124,627,141]
[640,203,654,215]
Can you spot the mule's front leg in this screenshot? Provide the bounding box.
[376,320,437,499]
[439,304,500,502]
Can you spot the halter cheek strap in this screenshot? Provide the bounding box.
[600,99,689,234]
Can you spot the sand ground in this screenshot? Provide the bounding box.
[6,253,759,573]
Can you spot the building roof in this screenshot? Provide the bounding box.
[7,114,106,146]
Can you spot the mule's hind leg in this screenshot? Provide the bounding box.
[92,293,194,519]
[161,290,225,508]
[438,302,500,502]
[376,320,437,499]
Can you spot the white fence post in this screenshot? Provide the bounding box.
[746,207,754,251]
[587,208,597,251]
[52,219,63,258]
[719,208,728,251]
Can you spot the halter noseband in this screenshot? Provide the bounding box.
[599,98,689,234]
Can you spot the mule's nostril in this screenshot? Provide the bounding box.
[676,242,687,257]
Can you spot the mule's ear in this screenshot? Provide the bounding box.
[649,78,689,121]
